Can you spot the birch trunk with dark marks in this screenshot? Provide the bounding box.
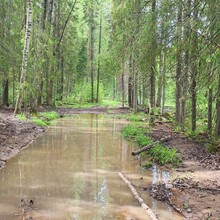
[14,0,33,114]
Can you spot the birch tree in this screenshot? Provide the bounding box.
[14,0,33,114]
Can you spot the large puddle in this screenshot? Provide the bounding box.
[0,114,184,220]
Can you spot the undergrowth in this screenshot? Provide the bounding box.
[122,121,181,166]
[17,111,60,127]
[122,123,152,147]
[31,118,47,126]
[149,143,181,166]
[40,111,60,121]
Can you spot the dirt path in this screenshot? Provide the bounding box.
[0,107,219,219]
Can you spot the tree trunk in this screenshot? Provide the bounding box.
[191,0,198,132]
[215,75,220,136]
[2,78,9,107]
[122,64,125,108]
[14,0,33,114]
[156,50,163,107]
[128,54,133,108]
[208,87,213,135]
[175,1,182,125]
[89,1,95,103]
[161,49,167,115]
[96,5,102,103]
[181,0,191,124]
[142,76,146,109]
[133,57,138,113]
[150,0,157,109]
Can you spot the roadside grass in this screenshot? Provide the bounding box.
[40,111,60,121]
[31,117,48,126]
[16,111,60,127]
[122,122,181,166]
[17,113,26,121]
[122,123,152,147]
[149,143,181,166]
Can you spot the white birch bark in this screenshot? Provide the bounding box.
[14,0,33,114]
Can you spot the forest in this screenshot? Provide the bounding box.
[0,0,220,136]
[0,1,220,219]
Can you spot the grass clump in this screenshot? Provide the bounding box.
[126,113,146,122]
[40,111,60,121]
[17,111,60,127]
[17,113,26,121]
[31,118,47,126]
[149,143,181,166]
[122,123,152,147]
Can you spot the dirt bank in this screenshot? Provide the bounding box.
[141,122,220,220]
[0,110,46,169]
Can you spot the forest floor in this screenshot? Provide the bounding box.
[0,106,220,220]
[143,122,220,220]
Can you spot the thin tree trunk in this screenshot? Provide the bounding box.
[156,50,163,107]
[142,75,146,109]
[122,63,125,108]
[161,49,167,114]
[191,0,198,132]
[14,0,33,114]
[132,49,138,113]
[215,75,220,136]
[128,54,133,108]
[96,5,102,103]
[175,1,182,125]
[181,0,191,124]
[208,87,213,135]
[2,78,9,107]
[89,1,95,103]
[150,0,157,109]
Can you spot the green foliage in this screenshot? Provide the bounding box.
[40,111,60,121]
[64,81,105,105]
[17,111,60,127]
[31,118,47,127]
[205,138,220,153]
[122,123,151,147]
[17,114,26,121]
[126,113,146,122]
[102,99,121,108]
[149,143,181,166]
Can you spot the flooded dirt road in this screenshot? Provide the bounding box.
[0,114,184,220]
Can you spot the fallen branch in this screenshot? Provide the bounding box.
[168,197,186,218]
[117,172,158,220]
[131,136,171,156]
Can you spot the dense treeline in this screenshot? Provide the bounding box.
[0,0,219,136]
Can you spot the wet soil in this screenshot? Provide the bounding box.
[147,122,220,220]
[0,109,46,169]
[0,107,220,219]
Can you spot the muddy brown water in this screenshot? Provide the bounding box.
[0,114,184,220]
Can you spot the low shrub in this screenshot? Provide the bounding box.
[149,143,181,166]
